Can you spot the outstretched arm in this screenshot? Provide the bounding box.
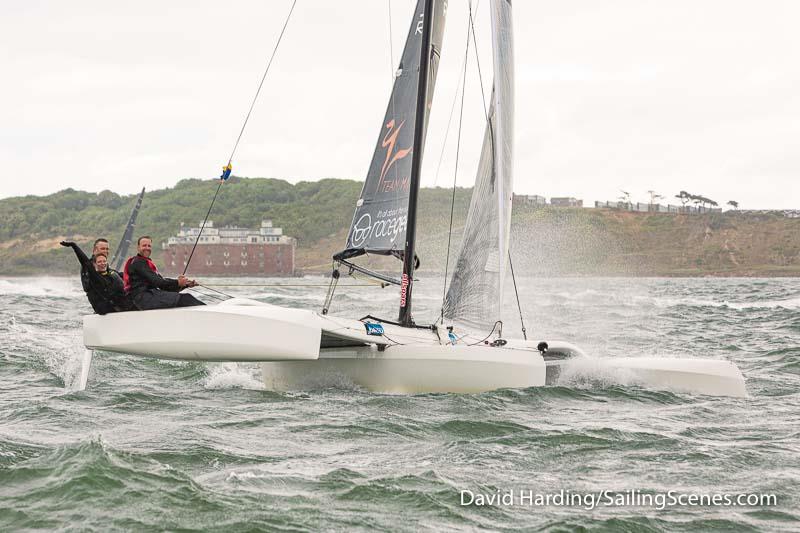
[60,241,91,268]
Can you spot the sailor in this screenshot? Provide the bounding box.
[61,240,130,314]
[123,236,205,310]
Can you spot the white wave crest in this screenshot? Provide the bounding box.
[202,363,265,390]
[0,277,83,299]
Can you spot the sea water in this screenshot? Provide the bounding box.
[1,276,798,531]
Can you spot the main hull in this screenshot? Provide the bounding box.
[262,344,547,394]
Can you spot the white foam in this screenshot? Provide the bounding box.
[0,309,87,390]
[557,356,643,389]
[0,277,84,299]
[202,363,265,390]
[654,296,800,310]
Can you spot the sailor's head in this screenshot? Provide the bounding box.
[93,253,108,272]
[93,238,109,257]
[137,236,152,258]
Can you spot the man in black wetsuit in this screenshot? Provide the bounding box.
[61,240,130,314]
[123,236,205,310]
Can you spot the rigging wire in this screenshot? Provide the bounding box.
[182,183,222,276]
[227,0,299,165]
[507,252,527,340]
[440,6,473,322]
[431,0,480,187]
[182,0,298,276]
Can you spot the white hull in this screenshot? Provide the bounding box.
[81,298,746,397]
[263,344,546,394]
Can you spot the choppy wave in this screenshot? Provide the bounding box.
[0,277,84,299]
[1,276,798,532]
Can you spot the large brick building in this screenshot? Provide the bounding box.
[161,220,295,276]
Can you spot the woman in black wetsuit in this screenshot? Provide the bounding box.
[61,241,131,314]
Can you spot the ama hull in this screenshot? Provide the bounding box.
[262,344,547,394]
[83,300,321,362]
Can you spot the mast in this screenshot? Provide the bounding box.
[111,187,145,271]
[399,0,434,327]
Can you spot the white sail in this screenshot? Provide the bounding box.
[443,0,514,330]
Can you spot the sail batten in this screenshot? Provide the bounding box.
[443,0,514,330]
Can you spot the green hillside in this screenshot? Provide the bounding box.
[1,177,799,276]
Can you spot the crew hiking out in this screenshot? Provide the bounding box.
[61,240,130,314]
[123,236,205,310]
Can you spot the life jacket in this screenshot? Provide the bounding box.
[123,255,159,294]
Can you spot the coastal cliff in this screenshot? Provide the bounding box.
[1,178,798,276]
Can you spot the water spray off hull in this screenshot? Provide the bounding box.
[81,299,746,397]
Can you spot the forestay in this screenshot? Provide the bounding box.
[336,0,446,261]
[443,0,514,330]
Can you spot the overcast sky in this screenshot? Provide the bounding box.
[1,0,798,209]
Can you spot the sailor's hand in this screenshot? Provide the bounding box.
[177,275,189,288]
[60,240,74,247]
[186,279,199,288]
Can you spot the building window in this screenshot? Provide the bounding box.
[224,260,230,267]
[241,260,247,266]
[251,237,258,243]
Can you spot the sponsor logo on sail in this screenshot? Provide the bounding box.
[351,213,372,248]
[378,119,412,193]
[350,210,408,249]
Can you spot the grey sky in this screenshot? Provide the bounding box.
[1,0,798,209]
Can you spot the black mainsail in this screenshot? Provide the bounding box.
[335,0,446,267]
[334,0,446,325]
[110,187,145,271]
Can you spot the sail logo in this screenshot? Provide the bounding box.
[400,273,409,307]
[351,213,372,247]
[416,13,424,35]
[350,212,408,248]
[378,119,412,193]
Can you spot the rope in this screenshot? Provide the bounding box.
[197,283,234,299]
[508,251,527,340]
[202,283,377,288]
[468,320,503,346]
[182,181,222,276]
[432,0,480,187]
[227,0,299,165]
[183,0,298,276]
[440,10,473,321]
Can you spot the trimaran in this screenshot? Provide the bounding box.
[79,0,745,397]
